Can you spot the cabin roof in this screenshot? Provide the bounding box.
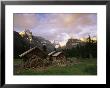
[52,52,62,57]
[19,46,39,58]
[48,51,56,56]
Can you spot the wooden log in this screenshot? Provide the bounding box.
[30,58,38,68]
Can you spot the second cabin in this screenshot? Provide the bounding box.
[48,51,66,65]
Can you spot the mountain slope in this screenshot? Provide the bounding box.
[14,31,55,58]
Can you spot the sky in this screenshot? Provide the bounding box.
[14,13,97,46]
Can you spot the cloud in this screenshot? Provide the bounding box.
[14,13,97,45]
[14,13,38,30]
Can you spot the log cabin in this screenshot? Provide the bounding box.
[51,51,66,65]
[19,46,47,68]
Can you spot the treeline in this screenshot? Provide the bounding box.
[14,31,30,58]
[64,36,97,59]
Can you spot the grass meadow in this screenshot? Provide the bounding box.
[14,58,97,75]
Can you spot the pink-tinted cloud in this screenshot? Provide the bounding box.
[14,13,97,45]
[14,13,38,31]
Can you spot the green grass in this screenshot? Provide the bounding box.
[14,58,97,75]
[14,59,22,65]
